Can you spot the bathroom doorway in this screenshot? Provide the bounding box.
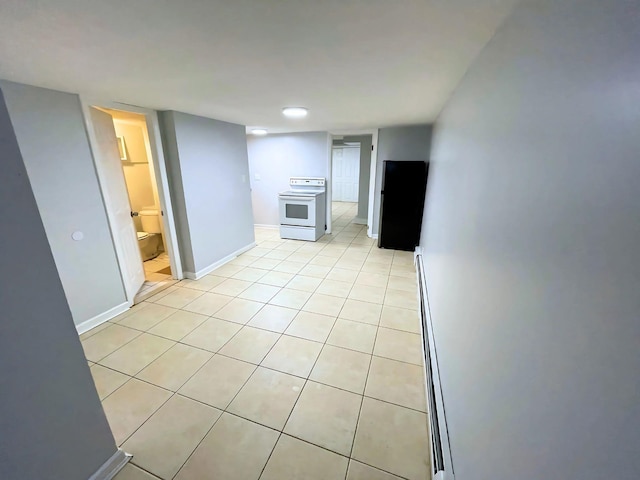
[82,100,182,305]
[106,109,175,300]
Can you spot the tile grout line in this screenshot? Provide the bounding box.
[96,289,418,372]
[167,291,296,476]
[95,218,422,479]
[279,291,355,477]
[96,339,428,417]
[346,307,380,471]
[153,292,294,475]
[255,303,342,480]
[96,226,419,371]
[101,302,272,451]
[123,462,163,479]
[141,284,419,335]
[167,397,226,479]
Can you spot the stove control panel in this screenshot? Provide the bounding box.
[290,177,326,187]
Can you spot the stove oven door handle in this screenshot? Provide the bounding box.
[280,196,314,202]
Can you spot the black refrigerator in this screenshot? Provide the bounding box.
[378,161,428,251]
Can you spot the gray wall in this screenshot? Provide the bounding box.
[0,81,126,327]
[158,111,195,272]
[419,1,640,479]
[342,135,372,220]
[373,125,432,234]
[0,90,117,480]
[248,132,331,226]
[160,111,255,275]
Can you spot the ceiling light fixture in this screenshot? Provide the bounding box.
[282,107,308,118]
[251,129,268,135]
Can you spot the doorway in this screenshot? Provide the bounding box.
[107,108,175,300]
[330,134,373,231]
[332,142,360,203]
[82,100,182,305]
[331,140,360,231]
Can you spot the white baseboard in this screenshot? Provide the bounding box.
[184,242,257,280]
[414,252,455,479]
[371,234,379,239]
[88,449,132,480]
[76,301,130,335]
[413,247,424,268]
[254,224,279,230]
[353,217,368,225]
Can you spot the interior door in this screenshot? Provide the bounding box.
[89,107,145,300]
[332,147,360,202]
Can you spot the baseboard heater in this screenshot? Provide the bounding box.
[415,253,455,480]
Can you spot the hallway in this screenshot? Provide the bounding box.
[82,215,429,480]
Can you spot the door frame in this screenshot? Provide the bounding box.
[328,129,379,238]
[80,96,183,305]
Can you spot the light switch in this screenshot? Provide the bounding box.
[241,174,246,183]
[254,173,261,181]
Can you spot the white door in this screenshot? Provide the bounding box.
[89,107,145,300]
[332,147,360,202]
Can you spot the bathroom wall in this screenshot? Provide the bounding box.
[0,88,118,480]
[159,110,255,277]
[0,80,127,328]
[114,120,155,232]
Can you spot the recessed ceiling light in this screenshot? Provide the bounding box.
[251,129,268,135]
[282,107,308,118]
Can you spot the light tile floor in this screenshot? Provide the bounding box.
[137,253,175,302]
[83,202,430,480]
[144,252,171,278]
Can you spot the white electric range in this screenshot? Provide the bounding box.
[278,177,326,241]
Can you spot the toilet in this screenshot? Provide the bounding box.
[137,207,163,261]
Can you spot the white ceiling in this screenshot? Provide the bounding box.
[0,0,517,133]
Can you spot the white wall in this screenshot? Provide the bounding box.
[247,132,331,226]
[158,111,194,272]
[114,121,155,232]
[0,81,126,326]
[420,1,640,479]
[0,89,117,480]
[373,125,431,234]
[353,135,373,220]
[160,111,255,276]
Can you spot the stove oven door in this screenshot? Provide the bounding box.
[279,195,316,227]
